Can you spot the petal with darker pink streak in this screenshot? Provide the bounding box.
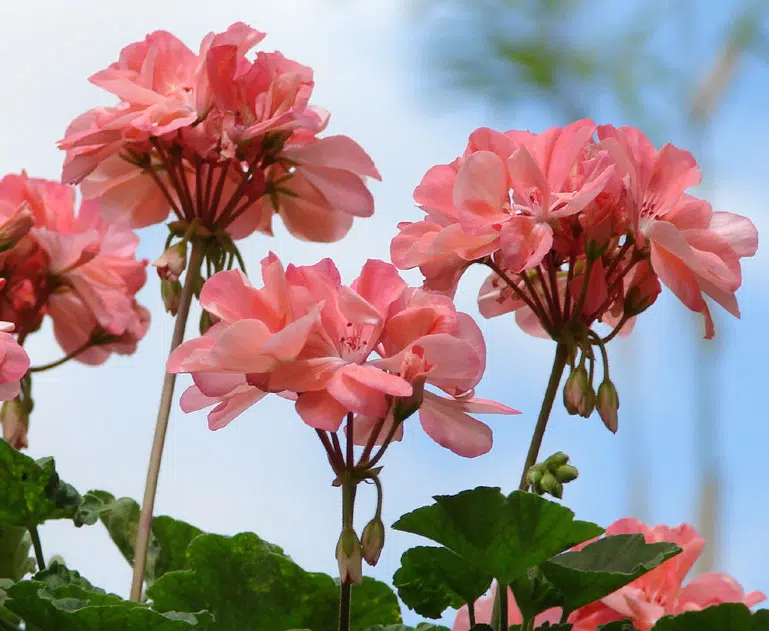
[208,319,273,372]
[300,165,374,218]
[207,387,267,431]
[285,135,380,179]
[709,211,759,258]
[350,260,407,317]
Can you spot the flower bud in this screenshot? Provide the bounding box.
[335,527,363,585]
[153,242,187,282]
[624,261,661,317]
[361,518,385,567]
[161,279,182,316]
[539,472,558,496]
[554,464,579,484]
[1,398,29,450]
[563,365,589,416]
[545,452,569,469]
[392,346,428,423]
[0,207,34,253]
[597,380,620,433]
[526,466,543,490]
[580,387,596,418]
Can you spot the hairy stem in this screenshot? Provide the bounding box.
[129,239,204,601]
[518,343,569,490]
[339,412,357,631]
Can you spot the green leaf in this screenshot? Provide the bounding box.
[393,546,492,618]
[0,577,21,626]
[5,562,213,630]
[509,566,562,623]
[0,440,82,527]
[148,532,401,631]
[350,576,403,629]
[392,488,602,584]
[650,603,769,630]
[0,525,35,580]
[541,534,682,614]
[76,491,201,581]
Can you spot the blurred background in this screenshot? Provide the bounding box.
[1,0,767,626]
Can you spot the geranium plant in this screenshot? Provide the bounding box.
[0,21,764,631]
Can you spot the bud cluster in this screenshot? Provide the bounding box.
[526,452,579,499]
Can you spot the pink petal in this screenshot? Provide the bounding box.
[499,216,553,272]
[418,391,493,457]
[709,211,759,258]
[295,390,348,431]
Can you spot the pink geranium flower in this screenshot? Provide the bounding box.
[0,173,149,364]
[598,125,758,338]
[59,23,380,243]
[569,519,766,630]
[168,254,516,455]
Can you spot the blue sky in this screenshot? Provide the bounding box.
[0,0,767,626]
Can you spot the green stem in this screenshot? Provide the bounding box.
[339,582,352,631]
[518,343,570,490]
[339,412,357,631]
[129,239,204,602]
[28,341,95,373]
[468,602,476,628]
[29,524,45,571]
[499,584,508,631]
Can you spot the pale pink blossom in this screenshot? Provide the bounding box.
[597,125,758,338]
[59,23,380,243]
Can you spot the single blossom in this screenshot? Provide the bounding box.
[168,254,516,455]
[59,23,380,243]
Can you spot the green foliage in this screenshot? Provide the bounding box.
[4,561,213,630]
[148,532,402,631]
[540,534,681,614]
[0,525,35,580]
[393,546,492,618]
[76,490,202,582]
[359,625,451,631]
[0,439,82,527]
[392,487,602,584]
[650,603,769,630]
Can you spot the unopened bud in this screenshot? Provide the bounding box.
[361,518,385,566]
[1,398,29,450]
[539,472,558,496]
[526,467,543,490]
[597,380,620,433]
[336,528,363,585]
[563,366,589,416]
[153,241,187,282]
[580,387,596,418]
[392,347,428,423]
[161,279,182,316]
[554,464,579,484]
[545,452,569,469]
[0,207,34,253]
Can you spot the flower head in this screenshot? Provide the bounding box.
[167,254,516,455]
[59,23,380,245]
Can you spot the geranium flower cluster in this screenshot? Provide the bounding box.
[392,120,757,340]
[393,120,758,433]
[0,173,148,447]
[454,518,765,631]
[168,253,517,457]
[59,22,380,244]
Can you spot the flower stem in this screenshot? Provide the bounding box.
[129,239,204,602]
[28,340,95,373]
[339,413,357,631]
[29,524,45,571]
[518,343,569,490]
